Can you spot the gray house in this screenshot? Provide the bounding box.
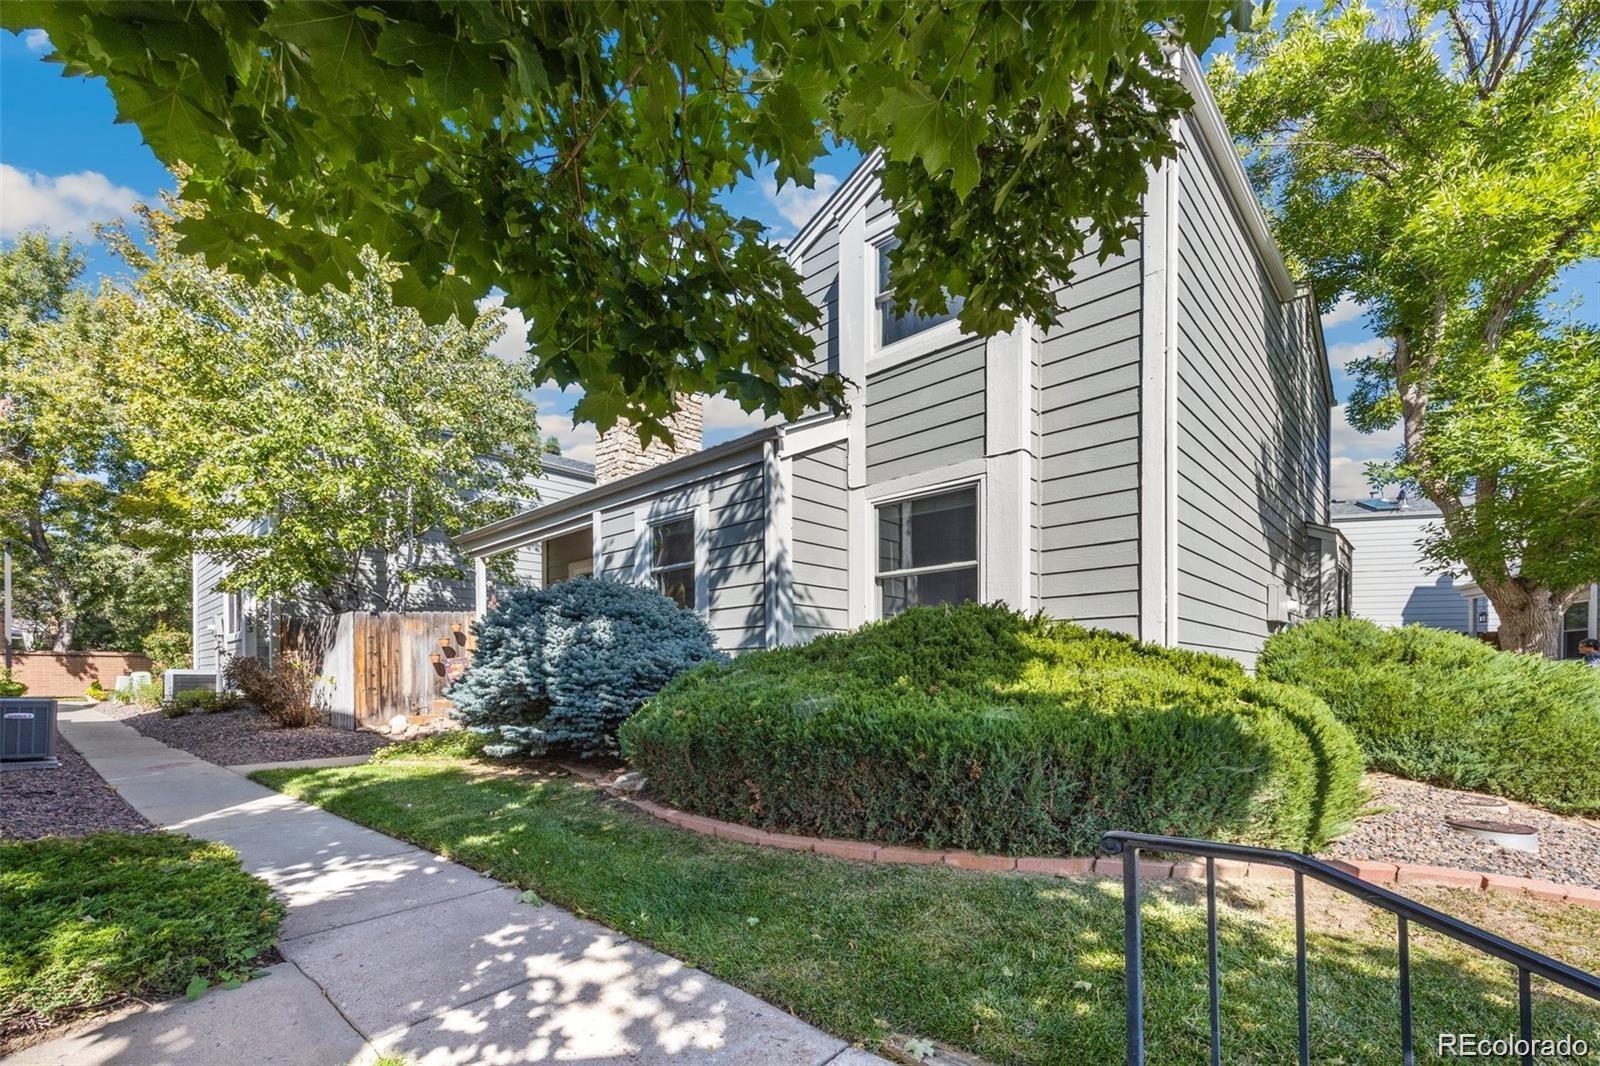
[459,53,1342,665]
[1333,496,1600,656]
[189,455,596,677]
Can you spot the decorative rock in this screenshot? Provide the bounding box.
[612,771,647,793]
[388,713,410,734]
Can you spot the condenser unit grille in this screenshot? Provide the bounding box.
[1,698,59,769]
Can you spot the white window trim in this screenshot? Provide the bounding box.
[634,486,711,617]
[864,220,976,373]
[867,475,985,621]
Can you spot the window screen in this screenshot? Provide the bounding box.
[650,516,695,609]
[876,487,978,617]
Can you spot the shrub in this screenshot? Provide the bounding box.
[0,669,24,698]
[159,688,245,718]
[142,626,192,673]
[130,678,162,706]
[450,578,723,759]
[621,604,1363,855]
[1259,617,1600,814]
[0,832,283,1031]
[370,729,487,763]
[224,653,323,728]
[85,680,108,701]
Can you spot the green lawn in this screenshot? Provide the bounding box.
[256,756,1600,1065]
[0,833,284,1038]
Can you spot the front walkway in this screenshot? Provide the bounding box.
[22,707,883,1066]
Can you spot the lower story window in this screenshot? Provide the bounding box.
[650,515,696,609]
[876,486,978,617]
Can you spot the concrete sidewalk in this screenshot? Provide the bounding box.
[25,707,884,1066]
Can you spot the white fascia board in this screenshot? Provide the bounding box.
[785,148,885,264]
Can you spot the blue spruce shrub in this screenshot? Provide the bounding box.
[449,578,723,759]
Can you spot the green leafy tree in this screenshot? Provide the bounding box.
[1213,0,1600,654]
[104,207,550,614]
[1,234,186,651]
[5,1,1244,443]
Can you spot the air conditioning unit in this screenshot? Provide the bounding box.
[1,698,59,770]
[164,669,219,700]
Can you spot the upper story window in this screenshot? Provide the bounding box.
[875,236,964,347]
[650,515,696,609]
[876,486,979,617]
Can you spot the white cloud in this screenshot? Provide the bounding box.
[757,167,841,235]
[21,29,51,52]
[1329,403,1403,500]
[535,402,598,464]
[0,165,144,239]
[1329,456,1378,500]
[1326,336,1388,372]
[476,293,531,364]
[1320,294,1366,331]
[702,394,776,434]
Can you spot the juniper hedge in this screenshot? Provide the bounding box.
[1259,617,1600,814]
[621,604,1363,855]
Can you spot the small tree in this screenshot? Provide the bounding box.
[105,207,550,614]
[450,579,722,759]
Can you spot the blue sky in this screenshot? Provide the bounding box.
[2,24,1590,488]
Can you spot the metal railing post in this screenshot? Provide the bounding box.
[1100,831,1600,1062]
[1121,844,1145,1066]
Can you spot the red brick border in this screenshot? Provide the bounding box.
[564,765,1600,910]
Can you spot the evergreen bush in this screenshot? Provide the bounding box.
[450,578,723,759]
[620,604,1363,855]
[1259,617,1600,813]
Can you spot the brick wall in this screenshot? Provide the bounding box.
[594,397,703,483]
[6,651,154,697]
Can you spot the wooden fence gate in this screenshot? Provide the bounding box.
[287,611,474,730]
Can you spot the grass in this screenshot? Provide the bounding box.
[0,833,284,1037]
[255,754,1600,1064]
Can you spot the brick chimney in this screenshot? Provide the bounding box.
[594,396,703,484]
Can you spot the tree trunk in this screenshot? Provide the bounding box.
[1480,577,1569,657]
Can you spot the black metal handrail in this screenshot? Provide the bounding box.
[1101,830,1600,1066]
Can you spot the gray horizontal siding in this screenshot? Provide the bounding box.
[1174,116,1328,664]
[192,555,228,673]
[1037,237,1143,637]
[705,461,767,651]
[508,468,594,590]
[596,509,636,580]
[801,226,840,378]
[790,442,850,640]
[1336,516,1482,631]
[865,338,986,483]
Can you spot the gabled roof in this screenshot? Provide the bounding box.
[785,148,883,263]
[1329,497,1444,519]
[540,454,596,481]
[457,427,779,557]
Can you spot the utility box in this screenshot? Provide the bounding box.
[1,698,59,770]
[164,669,218,700]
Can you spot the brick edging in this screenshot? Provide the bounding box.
[563,765,1600,910]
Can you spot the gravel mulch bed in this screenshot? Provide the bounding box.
[97,702,391,767]
[1,734,154,840]
[1324,773,1600,890]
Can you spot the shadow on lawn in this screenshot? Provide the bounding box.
[259,761,1600,1065]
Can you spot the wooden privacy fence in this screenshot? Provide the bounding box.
[285,611,474,730]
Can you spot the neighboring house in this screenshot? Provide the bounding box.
[1332,495,1600,656]
[190,456,596,675]
[458,51,1342,666]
